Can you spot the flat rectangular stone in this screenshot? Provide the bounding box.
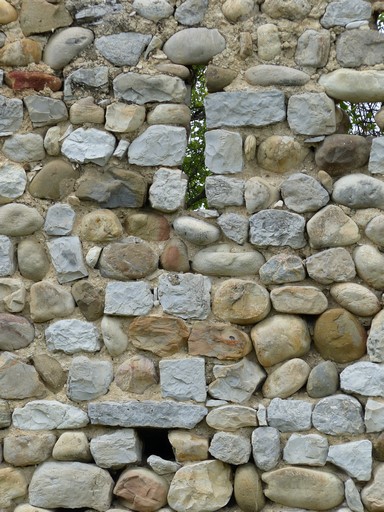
[0,236,15,276]
[205,90,286,129]
[88,400,207,429]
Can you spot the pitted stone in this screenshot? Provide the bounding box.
[252,427,281,471]
[217,213,249,244]
[209,432,251,465]
[206,176,245,207]
[259,254,306,284]
[95,32,151,66]
[250,210,306,248]
[312,395,364,435]
[149,168,187,212]
[267,398,312,432]
[104,281,153,316]
[0,236,15,277]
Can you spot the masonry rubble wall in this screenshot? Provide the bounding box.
[1,0,384,510]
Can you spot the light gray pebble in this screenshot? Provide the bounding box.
[249,210,306,249]
[0,203,44,236]
[327,440,372,481]
[44,204,75,236]
[365,399,384,433]
[305,247,356,285]
[209,432,251,465]
[281,173,329,213]
[12,400,89,430]
[267,398,312,432]
[340,362,384,397]
[252,427,281,471]
[332,174,384,209]
[147,455,180,475]
[173,216,220,246]
[133,0,173,21]
[90,429,141,469]
[0,163,27,204]
[312,395,364,435]
[205,129,243,174]
[163,27,226,65]
[101,316,128,357]
[175,0,208,25]
[287,93,336,136]
[283,433,329,466]
[365,214,384,245]
[192,244,265,277]
[0,95,23,136]
[149,168,187,212]
[47,236,88,283]
[321,0,372,28]
[345,478,364,512]
[44,27,94,70]
[0,236,15,277]
[24,95,68,128]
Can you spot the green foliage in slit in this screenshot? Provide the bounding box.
[338,101,382,137]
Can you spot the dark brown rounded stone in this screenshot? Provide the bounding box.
[314,308,367,363]
[206,64,237,92]
[315,134,370,175]
[98,237,158,280]
[125,212,170,241]
[71,280,104,321]
[373,432,384,461]
[29,159,79,200]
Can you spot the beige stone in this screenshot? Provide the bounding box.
[4,433,56,466]
[147,104,190,127]
[114,467,169,512]
[0,467,28,507]
[257,136,308,173]
[262,467,344,510]
[270,285,328,315]
[262,358,311,399]
[81,209,123,242]
[0,39,42,66]
[361,464,384,512]
[30,281,75,322]
[168,431,209,462]
[314,308,367,363]
[206,405,257,431]
[115,355,158,394]
[32,353,66,391]
[188,321,252,360]
[239,31,253,59]
[105,103,145,133]
[155,63,191,80]
[330,283,381,317]
[70,97,105,125]
[0,278,25,313]
[129,316,189,357]
[212,279,270,325]
[234,464,265,512]
[307,205,360,249]
[52,432,92,462]
[319,69,384,103]
[257,24,280,60]
[168,460,232,512]
[354,245,384,290]
[0,0,17,24]
[222,0,255,21]
[125,212,170,241]
[251,314,311,367]
[262,0,311,20]
[244,134,257,161]
[20,0,72,36]
[205,64,236,92]
[29,159,79,200]
[245,176,279,213]
[15,505,55,512]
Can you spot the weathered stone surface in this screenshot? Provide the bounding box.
[257,23,280,60]
[205,129,243,174]
[44,204,75,236]
[250,210,306,248]
[64,66,109,100]
[0,95,23,136]
[13,400,89,430]
[217,213,248,245]
[129,125,186,166]
[149,168,187,212]
[320,69,384,103]
[205,90,286,129]
[105,103,145,133]
[24,95,67,128]
[283,433,328,466]
[262,358,311,399]
[47,236,88,284]
[366,398,384,433]
[314,308,366,363]
[160,357,206,402]
[312,395,364,435]
[205,176,245,208]
[208,357,265,403]
[101,316,128,357]
[158,273,210,320]
[209,432,251,465]
[306,248,356,285]
[29,159,78,200]
[95,32,150,66]
[345,478,364,512]
[147,103,191,127]
[327,440,372,481]
[126,212,170,241]
[173,216,220,246]
[0,0,18,24]
[188,321,252,360]
[354,245,384,290]
[30,281,75,323]
[89,401,207,429]
[32,353,66,391]
[29,462,113,511]
[270,286,328,315]
[175,0,208,25]
[0,398,11,428]
[251,314,311,367]
[245,64,309,86]
[0,236,15,277]
[252,427,281,471]
[341,362,384,397]
[67,356,113,402]
[115,355,157,394]
[44,27,94,69]
[169,430,208,462]
[0,352,45,399]
[295,29,331,67]
[114,467,169,511]
[330,283,380,317]
[288,93,336,135]
[168,460,232,512]
[4,432,56,466]
[307,205,360,248]
[257,136,308,174]
[133,0,173,20]
[367,310,384,363]
[0,279,25,313]
[206,405,257,431]
[2,133,45,162]
[321,0,371,28]
[262,0,311,20]
[104,281,153,316]
[365,214,384,246]
[315,135,370,174]
[160,238,190,272]
[90,430,141,469]
[45,319,101,354]
[262,467,344,510]
[333,174,384,209]
[307,361,339,398]
[81,210,123,243]
[362,464,384,512]
[71,280,104,321]
[17,239,49,281]
[259,254,306,284]
[0,467,27,508]
[206,64,236,92]
[268,398,312,432]
[234,463,265,512]
[5,70,61,91]
[0,203,43,236]
[281,173,329,213]
[0,313,34,350]
[70,96,105,125]
[62,128,115,167]
[336,29,384,68]
[163,27,225,65]
[113,72,186,104]
[53,432,92,462]
[156,62,191,79]
[0,38,41,67]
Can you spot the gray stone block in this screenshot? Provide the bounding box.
[336,29,384,68]
[295,30,330,67]
[45,319,101,354]
[312,395,364,435]
[12,400,89,430]
[47,236,88,283]
[340,362,384,397]
[249,210,306,248]
[44,204,75,236]
[209,432,251,465]
[0,162,27,204]
[332,174,384,209]
[327,440,372,481]
[160,357,206,402]
[67,356,113,402]
[0,95,23,136]
[64,66,109,100]
[175,0,208,25]
[104,281,153,316]
[281,173,329,213]
[0,236,15,277]
[113,72,187,104]
[217,213,249,244]
[149,168,188,212]
[24,95,68,128]
[267,398,313,432]
[283,433,328,466]
[321,0,372,28]
[61,128,116,167]
[368,137,384,175]
[252,427,281,471]
[205,176,245,208]
[288,93,336,135]
[90,429,142,468]
[95,32,151,66]
[205,129,243,174]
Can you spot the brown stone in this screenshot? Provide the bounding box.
[188,321,252,360]
[0,0,18,24]
[81,209,123,242]
[30,281,75,323]
[5,70,62,91]
[125,212,170,241]
[114,467,169,512]
[362,464,384,512]
[212,279,270,325]
[257,135,309,173]
[32,353,67,391]
[315,134,370,175]
[70,96,105,125]
[234,464,265,512]
[206,64,237,92]
[115,355,158,394]
[20,0,72,35]
[373,433,384,461]
[4,433,56,466]
[71,280,104,321]
[129,315,190,357]
[314,308,367,363]
[0,39,42,66]
[29,159,79,200]
[0,313,34,351]
[160,238,190,272]
[99,238,158,280]
[168,430,209,462]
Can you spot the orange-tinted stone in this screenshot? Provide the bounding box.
[5,70,62,91]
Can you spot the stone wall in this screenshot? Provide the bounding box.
[1,0,384,510]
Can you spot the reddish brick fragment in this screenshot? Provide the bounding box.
[5,70,62,91]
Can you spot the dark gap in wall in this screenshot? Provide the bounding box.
[138,427,175,460]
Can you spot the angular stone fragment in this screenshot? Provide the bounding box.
[30,281,75,323]
[0,352,45,399]
[174,0,208,25]
[64,66,109,100]
[45,319,101,354]
[160,357,206,402]
[336,29,384,68]
[129,125,187,166]
[307,361,339,398]
[362,465,384,512]
[5,70,62,91]
[17,239,49,281]
[205,129,243,174]
[44,27,94,70]
[53,431,92,462]
[252,427,281,471]
[168,430,208,462]
[217,213,248,245]
[262,358,311,399]
[341,362,384,397]
[0,235,15,277]
[295,29,331,67]
[71,280,104,321]
[88,401,207,429]
[288,93,336,136]
[32,353,66,391]
[245,64,310,86]
[207,405,257,431]
[67,356,113,402]
[315,134,370,174]
[205,176,245,207]
[90,430,141,469]
[320,69,384,103]
[62,128,115,167]
[20,0,72,35]
[113,73,187,104]
[209,357,265,403]
[312,395,364,435]
[158,273,211,320]
[259,254,306,284]
[367,309,384,363]
[0,279,25,313]
[345,478,364,512]
[0,467,27,508]
[4,432,56,466]
[149,168,187,212]
[330,283,380,317]
[209,432,251,465]
[29,462,113,511]
[0,313,34,350]
[24,96,68,128]
[262,467,344,510]
[354,245,384,290]
[115,355,157,394]
[257,136,309,174]
[13,400,89,430]
[29,159,79,200]
[44,204,75,236]
[0,95,23,136]
[281,173,329,213]
[250,210,306,249]
[367,399,384,433]
[47,236,88,284]
[70,96,105,125]
[205,90,286,129]
[306,247,356,285]
[95,32,151,66]
[0,38,42,67]
[104,281,153,316]
[328,440,372,481]
[270,286,328,315]
[105,103,145,133]
[321,0,371,28]
[268,398,312,432]
[262,0,311,20]
[283,433,328,466]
